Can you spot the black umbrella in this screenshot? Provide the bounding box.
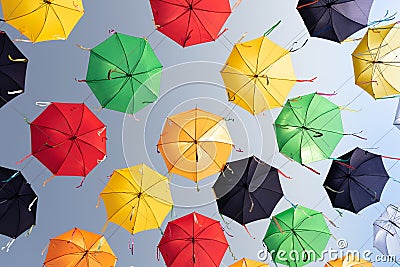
[323,147,389,214]
[213,156,284,227]
[0,31,28,108]
[0,167,37,242]
[296,0,374,43]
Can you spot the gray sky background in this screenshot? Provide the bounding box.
[1,0,400,266]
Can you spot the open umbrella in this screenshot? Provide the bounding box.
[213,156,283,226]
[150,0,232,47]
[230,258,269,267]
[274,92,344,166]
[297,0,374,43]
[43,228,117,267]
[158,212,228,267]
[220,35,298,115]
[84,32,162,114]
[352,23,400,99]
[29,102,107,186]
[394,98,400,129]
[157,108,233,183]
[325,254,372,267]
[0,31,27,108]
[263,205,331,267]
[0,167,37,242]
[323,147,390,213]
[100,164,173,235]
[0,0,84,42]
[373,204,400,255]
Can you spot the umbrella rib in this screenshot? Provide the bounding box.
[53,104,75,134]
[166,242,192,266]
[306,106,339,127]
[0,69,24,90]
[233,46,257,74]
[49,5,67,39]
[376,64,400,96]
[193,7,231,14]
[256,76,289,107]
[73,139,88,176]
[106,197,138,230]
[115,33,131,72]
[34,5,50,42]
[256,50,290,75]
[90,51,127,74]
[257,186,284,198]
[190,10,215,41]
[49,3,83,12]
[101,77,131,109]
[198,142,228,171]
[167,119,195,140]
[158,9,188,28]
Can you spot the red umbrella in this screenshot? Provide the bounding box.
[150,0,232,47]
[29,102,106,186]
[158,212,229,266]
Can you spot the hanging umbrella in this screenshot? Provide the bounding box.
[263,205,331,267]
[157,108,233,183]
[274,92,345,166]
[158,212,229,267]
[323,147,390,213]
[325,254,373,267]
[150,0,232,47]
[230,258,269,267]
[84,32,162,114]
[0,167,37,240]
[0,31,27,108]
[29,102,107,186]
[352,23,400,99]
[220,35,298,115]
[0,0,84,42]
[296,0,374,43]
[373,204,400,255]
[213,156,283,226]
[100,164,173,235]
[43,228,117,267]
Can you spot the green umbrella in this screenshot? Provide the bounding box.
[263,205,331,267]
[85,33,162,114]
[274,92,343,165]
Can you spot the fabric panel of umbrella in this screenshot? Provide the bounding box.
[373,204,400,255]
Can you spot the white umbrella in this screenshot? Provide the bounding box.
[373,204,400,255]
[393,99,400,129]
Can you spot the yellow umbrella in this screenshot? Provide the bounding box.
[352,23,400,99]
[99,164,173,235]
[325,254,373,267]
[157,108,233,183]
[220,35,297,115]
[229,258,269,267]
[1,0,84,42]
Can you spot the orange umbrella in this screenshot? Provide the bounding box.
[230,258,269,267]
[43,228,117,267]
[325,254,372,267]
[157,108,233,183]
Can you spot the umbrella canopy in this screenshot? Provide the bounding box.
[43,228,117,267]
[229,258,269,267]
[213,156,283,225]
[157,108,233,183]
[297,0,373,43]
[220,35,296,115]
[373,204,400,255]
[30,102,107,178]
[100,164,173,235]
[352,23,400,99]
[0,31,27,108]
[325,254,372,267]
[85,33,162,114]
[0,167,37,239]
[158,212,228,267]
[274,92,344,165]
[150,0,231,47]
[263,205,331,267]
[0,0,84,42]
[323,147,390,213]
